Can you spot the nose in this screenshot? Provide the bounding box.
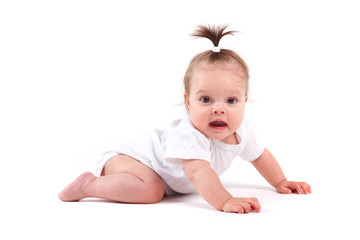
[212,103,225,114]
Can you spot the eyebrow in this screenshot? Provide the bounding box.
[195,90,208,95]
[195,90,243,96]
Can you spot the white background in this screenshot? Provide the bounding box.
[1,0,359,239]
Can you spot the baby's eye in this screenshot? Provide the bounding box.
[200,97,211,103]
[227,98,238,104]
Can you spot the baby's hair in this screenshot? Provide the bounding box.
[184,24,249,96]
[192,25,237,50]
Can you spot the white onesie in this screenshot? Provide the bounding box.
[92,113,265,195]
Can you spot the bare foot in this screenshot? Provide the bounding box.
[58,172,96,202]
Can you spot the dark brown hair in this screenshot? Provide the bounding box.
[183,24,249,95]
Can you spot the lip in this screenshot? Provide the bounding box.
[209,119,228,130]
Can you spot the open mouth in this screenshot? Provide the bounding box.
[209,120,228,129]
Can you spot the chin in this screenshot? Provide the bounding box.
[208,132,229,141]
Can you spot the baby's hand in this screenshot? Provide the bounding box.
[276,180,312,194]
[222,197,261,214]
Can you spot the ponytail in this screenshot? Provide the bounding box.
[191,24,236,52]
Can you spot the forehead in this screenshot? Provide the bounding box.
[191,62,247,90]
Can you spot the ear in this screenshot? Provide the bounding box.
[184,93,190,112]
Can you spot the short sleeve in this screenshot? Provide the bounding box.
[164,129,211,165]
[237,120,265,161]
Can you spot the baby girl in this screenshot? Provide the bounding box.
[59,24,311,214]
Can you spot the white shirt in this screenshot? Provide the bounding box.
[93,114,265,195]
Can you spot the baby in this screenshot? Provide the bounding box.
[59,25,311,214]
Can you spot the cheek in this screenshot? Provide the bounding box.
[230,105,245,125]
[188,105,208,124]
[191,108,206,121]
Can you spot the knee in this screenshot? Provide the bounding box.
[143,178,165,203]
[146,188,164,204]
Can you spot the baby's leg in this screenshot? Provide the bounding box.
[58,155,165,203]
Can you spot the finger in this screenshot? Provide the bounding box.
[300,183,307,194]
[241,202,251,213]
[295,184,302,194]
[278,185,292,194]
[302,182,312,194]
[307,184,312,193]
[249,198,261,213]
[286,181,299,193]
[235,206,244,214]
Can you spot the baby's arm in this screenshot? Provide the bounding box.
[182,159,261,213]
[251,148,311,194]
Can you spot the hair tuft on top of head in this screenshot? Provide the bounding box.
[191,24,237,47]
[184,24,249,96]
